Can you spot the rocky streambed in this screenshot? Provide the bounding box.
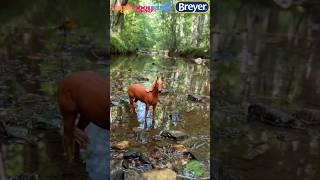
[110,56,210,179]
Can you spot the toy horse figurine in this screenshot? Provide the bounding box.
[128,77,163,128]
[57,71,109,161]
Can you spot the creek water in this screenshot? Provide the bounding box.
[110,55,210,178]
[0,1,109,179]
[1,54,109,180]
[213,1,320,179]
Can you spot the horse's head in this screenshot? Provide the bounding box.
[153,76,163,93]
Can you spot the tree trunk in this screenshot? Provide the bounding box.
[169,12,177,57]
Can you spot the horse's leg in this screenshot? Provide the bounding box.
[144,103,149,129]
[129,96,134,113]
[63,112,77,162]
[152,103,157,128]
[74,114,90,161]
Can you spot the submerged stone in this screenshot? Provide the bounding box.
[248,104,296,127]
[160,130,188,141]
[187,94,203,102]
[110,169,124,180]
[170,112,181,122]
[111,140,129,150]
[187,94,210,103]
[123,149,151,165]
[124,169,141,180]
[143,168,176,180]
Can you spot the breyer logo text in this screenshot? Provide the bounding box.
[112,2,173,13]
[176,1,209,13]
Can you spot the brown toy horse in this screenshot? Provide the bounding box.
[128,77,163,128]
[57,71,109,161]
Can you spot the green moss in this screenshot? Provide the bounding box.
[186,160,204,177]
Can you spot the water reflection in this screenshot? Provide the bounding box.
[213,1,320,179]
[0,0,108,178]
[136,101,154,129]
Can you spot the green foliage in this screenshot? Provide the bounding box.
[186,160,204,177]
[111,32,131,54]
[178,47,209,58]
[111,1,210,57]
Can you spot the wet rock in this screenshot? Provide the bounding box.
[160,130,188,141]
[150,146,192,171]
[153,135,163,141]
[179,136,199,148]
[123,150,142,159]
[123,149,151,165]
[122,158,152,170]
[140,155,152,164]
[111,169,124,180]
[248,104,296,127]
[122,159,130,169]
[173,144,187,153]
[187,95,202,102]
[111,101,120,107]
[170,112,181,123]
[5,125,37,143]
[188,142,209,161]
[112,141,129,150]
[142,169,176,180]
[187,94,209,103]
[119,96,130,104]
[124,169,141,180]
[135,129,149,144]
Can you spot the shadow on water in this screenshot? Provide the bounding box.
[110,55,210,178]
[213,1,320,179]
[0,1,109,179]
